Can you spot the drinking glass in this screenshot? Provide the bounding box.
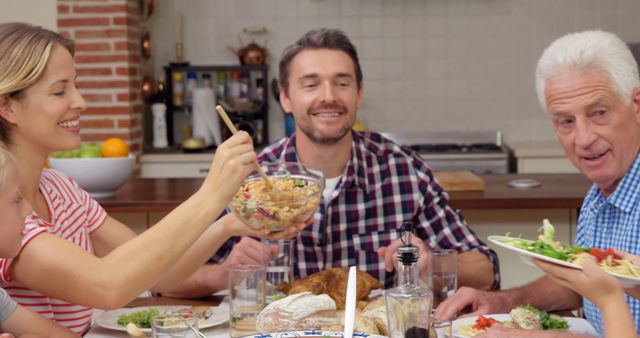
[151,313,199,338]
[262,239,294,304]
[229,265,266,338]
[429,249,458,308]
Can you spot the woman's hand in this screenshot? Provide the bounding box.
[534,256,622,308]
[264,216,314,241]
[200,132,256,202]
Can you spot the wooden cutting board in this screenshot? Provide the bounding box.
[434,171,485,191]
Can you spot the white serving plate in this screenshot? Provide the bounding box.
[95,305,228,333]
[452,313,598,338]
[488,235,640,288]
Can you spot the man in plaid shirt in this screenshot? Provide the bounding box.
[166,28,499,297]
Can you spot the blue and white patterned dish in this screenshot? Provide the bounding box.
[241,330,387,338]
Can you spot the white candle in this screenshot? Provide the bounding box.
[176,13,182,43]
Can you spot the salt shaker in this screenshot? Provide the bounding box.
[384,222,434,338]
[151,103,169,148]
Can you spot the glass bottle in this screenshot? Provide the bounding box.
[216,71,227,103]
[384,222,433,338]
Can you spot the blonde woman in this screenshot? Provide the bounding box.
[0,145,78,337]
[0,22,301,334]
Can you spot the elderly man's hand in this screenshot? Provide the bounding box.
[433,286,508,321]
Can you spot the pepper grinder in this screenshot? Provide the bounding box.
[384,222,434,338]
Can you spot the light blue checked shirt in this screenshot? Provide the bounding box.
[575,153,640,336]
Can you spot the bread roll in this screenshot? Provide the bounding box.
[256,292,339,332]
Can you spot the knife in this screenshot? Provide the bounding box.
[344,266,357,338]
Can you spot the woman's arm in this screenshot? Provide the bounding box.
[10,133,261,309]
[536,257,638,338]
[1,304,80,337]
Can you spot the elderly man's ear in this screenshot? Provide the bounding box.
[633,87,640,123]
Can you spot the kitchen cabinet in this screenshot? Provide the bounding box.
[464,209,577,289]
[140,153,213,178]
[510,141,579,174]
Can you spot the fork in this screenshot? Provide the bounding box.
[176,315,207,338]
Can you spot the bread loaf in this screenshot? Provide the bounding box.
[256,292,339,332]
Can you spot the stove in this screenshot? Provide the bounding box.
[380,131,512,174]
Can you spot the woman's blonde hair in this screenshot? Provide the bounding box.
[0,22,74,142]
[0,142,14,191]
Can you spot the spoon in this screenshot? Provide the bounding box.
[215,105,280,193]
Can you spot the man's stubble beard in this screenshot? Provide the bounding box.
[299,121,353,145]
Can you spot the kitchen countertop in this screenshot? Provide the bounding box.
[98,173,591,213]
[509,140,567,157]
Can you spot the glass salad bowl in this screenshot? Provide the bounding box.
[229,162,325,231]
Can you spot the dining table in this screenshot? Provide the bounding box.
[85,295,232,338]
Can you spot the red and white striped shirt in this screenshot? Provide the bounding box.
[0,169,107,334]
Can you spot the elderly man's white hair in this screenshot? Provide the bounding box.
[535,30,640,110]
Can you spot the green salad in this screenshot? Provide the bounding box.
[500,219,587,262]
[116,307,160,328]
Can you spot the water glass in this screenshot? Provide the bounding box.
[262,239,294,304]
[229,264,266,338]
[151,313,199,338]
[430,249,458,308]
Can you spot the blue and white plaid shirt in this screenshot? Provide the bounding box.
[575,153,640,335]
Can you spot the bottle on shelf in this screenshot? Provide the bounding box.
[216,71,227,103]
[184,72,198,106]
[228,71,241,104]
[151,77,169,149]
[172,72,185,106]
[239,70,250,100]
[384,222,433,338]
[201,73,212,88]
[254,75,265,103]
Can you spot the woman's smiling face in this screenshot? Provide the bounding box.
[4,43,86,154]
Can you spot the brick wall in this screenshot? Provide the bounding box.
[57,0,143,154]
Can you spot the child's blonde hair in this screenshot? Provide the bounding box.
[0,143,13,191]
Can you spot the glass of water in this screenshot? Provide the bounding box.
[429,249,458,308]
[262,239,293,304]
[151,313,199,338]
[229,264,266,338]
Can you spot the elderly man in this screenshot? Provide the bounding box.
[435,30,640,337]
[166,28,499,298]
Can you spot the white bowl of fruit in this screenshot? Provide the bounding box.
[49,138,134,198]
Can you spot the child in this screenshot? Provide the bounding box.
[0,145,78,336]
[536,256,639,338]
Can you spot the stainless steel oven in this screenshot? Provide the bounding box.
[380,131,512,174]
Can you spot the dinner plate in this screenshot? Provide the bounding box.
[452,314,598,338]
[488,235,640,288]
[95,305,228,332]
[240,330,386,337]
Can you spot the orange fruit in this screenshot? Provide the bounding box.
[101,137,130,157]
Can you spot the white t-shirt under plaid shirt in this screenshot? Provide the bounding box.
[576,153,640,335]
[0,169,107,334]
